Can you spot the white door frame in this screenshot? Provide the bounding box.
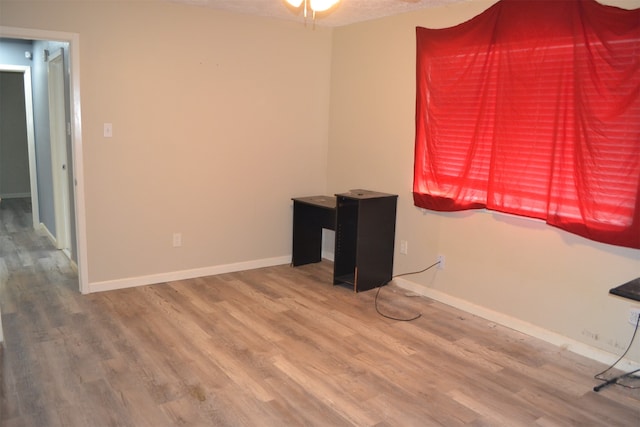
[47,48,72,255]
[0,26,89,294]
[0,64,39,228]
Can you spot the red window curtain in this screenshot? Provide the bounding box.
[413,0,640,249]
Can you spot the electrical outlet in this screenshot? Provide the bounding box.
[172,233,182,248]
[400,240,408,255]
[437,254,445,270]
[629,308,640,326]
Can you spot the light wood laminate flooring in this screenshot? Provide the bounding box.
[1,197,638,426]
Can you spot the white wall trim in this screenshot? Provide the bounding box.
[394,277,640,372]
[89,256,291,294]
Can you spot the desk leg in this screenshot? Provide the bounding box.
[292,203,323,266]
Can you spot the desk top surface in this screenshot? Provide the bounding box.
[292,196,336,210]
[293,190,398,209]
[337,189,398,200]
[610,277,640,302]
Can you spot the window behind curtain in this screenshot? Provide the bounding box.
[413,0,640,249]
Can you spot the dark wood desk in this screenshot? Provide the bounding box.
[292,190,397,293]
[594,277,640,392]
[610,277,640,302]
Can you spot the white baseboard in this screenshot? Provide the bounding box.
[394,277,640,372]
[88,255,291,294]
[39,223,56,245]
[0,192,30,199]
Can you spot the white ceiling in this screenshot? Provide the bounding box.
[168,0,469,27]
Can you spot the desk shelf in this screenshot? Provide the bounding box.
[334,273,356,287]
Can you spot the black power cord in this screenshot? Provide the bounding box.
[374,260,441,322]
[593,312,640,392]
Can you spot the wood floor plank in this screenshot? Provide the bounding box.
[1,197,639,426]
[271,353,382,426]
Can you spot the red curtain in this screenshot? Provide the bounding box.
[414,0,640,249]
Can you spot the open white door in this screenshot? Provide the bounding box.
[48,48,71,255]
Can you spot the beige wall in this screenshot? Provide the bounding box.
[1,0,333,283]
[328,0,640,364]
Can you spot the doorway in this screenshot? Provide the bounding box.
[0,26,88,294]
[0,66,39,228]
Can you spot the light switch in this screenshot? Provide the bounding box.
[104,123,113,138]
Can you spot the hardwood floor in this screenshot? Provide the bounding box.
[1,197,638,426]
